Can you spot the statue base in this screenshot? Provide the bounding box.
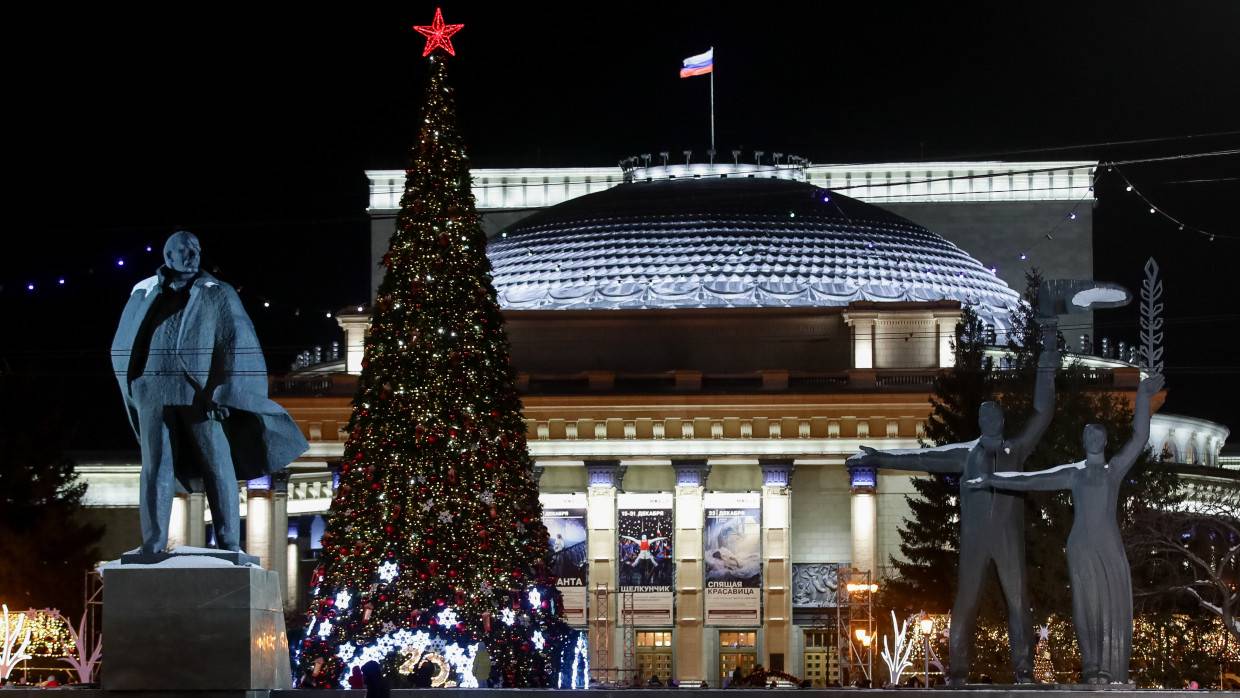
[121,545,260,566]
[101,563,291,690]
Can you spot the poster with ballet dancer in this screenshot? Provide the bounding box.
[540,493,588,626]
[704,492,762,626]
[617,492,674,625]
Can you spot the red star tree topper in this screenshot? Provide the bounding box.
[413,7,464,57]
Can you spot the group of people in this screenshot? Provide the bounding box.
[848,308,1163,685]
[0,674,61,688]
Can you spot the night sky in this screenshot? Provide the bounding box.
[5,3,1239,450]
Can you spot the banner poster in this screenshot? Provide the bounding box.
[703,492,762,626]
[540,493,588,626]
[616,492,675,626]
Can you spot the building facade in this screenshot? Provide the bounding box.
[75,160,1234,686]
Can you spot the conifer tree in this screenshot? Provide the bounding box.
[296,55,578,688]
[883,304,993,612]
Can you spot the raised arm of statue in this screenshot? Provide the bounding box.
[1012,319,1058,458]
[846,443,971,474]
[1112,374,1164,480]
[967,461,1080,492]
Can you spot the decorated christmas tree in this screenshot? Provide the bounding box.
[1033,625,1056,684]
[296,13,582,688]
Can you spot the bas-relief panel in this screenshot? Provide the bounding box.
[791,563,841,607]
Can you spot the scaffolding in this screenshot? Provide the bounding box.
[835,567,875,687]
[589,583,638,686]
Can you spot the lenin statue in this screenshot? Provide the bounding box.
[111,231,308,555]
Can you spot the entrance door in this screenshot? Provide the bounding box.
[802,629,836,687]
[636,630,673,684]
[719,630,757,686]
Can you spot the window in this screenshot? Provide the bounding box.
[719,631,756,648]
[637,631,673,648]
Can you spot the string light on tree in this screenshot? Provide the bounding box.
[295,11,577,688]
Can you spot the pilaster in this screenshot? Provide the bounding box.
[759,459,794,672]
[245,477,273,569]
[848,462,878,577]
[672,459,710,683]
[585,459,622,677]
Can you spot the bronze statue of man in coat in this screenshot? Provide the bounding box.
[111,231,308,555]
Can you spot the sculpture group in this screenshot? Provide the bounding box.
[849,279,1156,686]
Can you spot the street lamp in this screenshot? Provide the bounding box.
[854,629,873,687]
[918,613,934,687]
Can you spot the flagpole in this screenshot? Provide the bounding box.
[709,50,716,154]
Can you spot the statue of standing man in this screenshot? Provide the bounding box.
[847,317,1058,684]
[111,231,308,557]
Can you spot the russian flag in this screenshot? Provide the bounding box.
[679,47,713,78]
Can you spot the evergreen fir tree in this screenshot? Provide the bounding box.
[883,304,993,612]
[296,56,577,688]
[0,373,103,616]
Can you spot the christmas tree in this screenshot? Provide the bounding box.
[1033,625,1056,684]
[296,25,581,688]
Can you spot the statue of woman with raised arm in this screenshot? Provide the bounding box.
[969,373,1164,685]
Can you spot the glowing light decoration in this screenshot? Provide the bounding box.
[0,605,34,681]
[527,588,542,609]
[318,618,333,639]
[437,607,458,627]
[532,630,545,651]
[335,589,352,610]
[501,608,516,626]
[413,8,464,57]
[880,611,916,686]
[378,560,399,583]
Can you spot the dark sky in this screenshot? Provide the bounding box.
[5,3,1240,449]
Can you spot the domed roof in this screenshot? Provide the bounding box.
[487,177,1019,325]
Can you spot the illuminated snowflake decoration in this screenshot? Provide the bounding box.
[378,560,399,583]
[335,589,353,610]
[437,607,459,627]
[479,490,495,505]
[527,588,542,609]
[338,642,356,662]
[501,608,516,626]
[420,500,434,512]
[532,630,546,651]
[318,618,333,639]
[438,510,454,524]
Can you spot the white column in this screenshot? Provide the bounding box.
[337,313,369,375]
[271,473,290,607]
[187,492,207,547]
[847,465,877,576]
[843,313,877,369]
[759,460,794,673]
[245,478,273,568]
[168,493,189,550]
[585,460,621,681]
[936,316,959,368]
[673,460,709,684]
[287,539,301,611]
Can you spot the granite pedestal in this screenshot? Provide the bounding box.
[102,563,291,690]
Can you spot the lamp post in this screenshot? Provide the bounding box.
[918,613,934,688]
[854,628,873,687]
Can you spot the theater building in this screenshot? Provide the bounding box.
[75,160,1234,686]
